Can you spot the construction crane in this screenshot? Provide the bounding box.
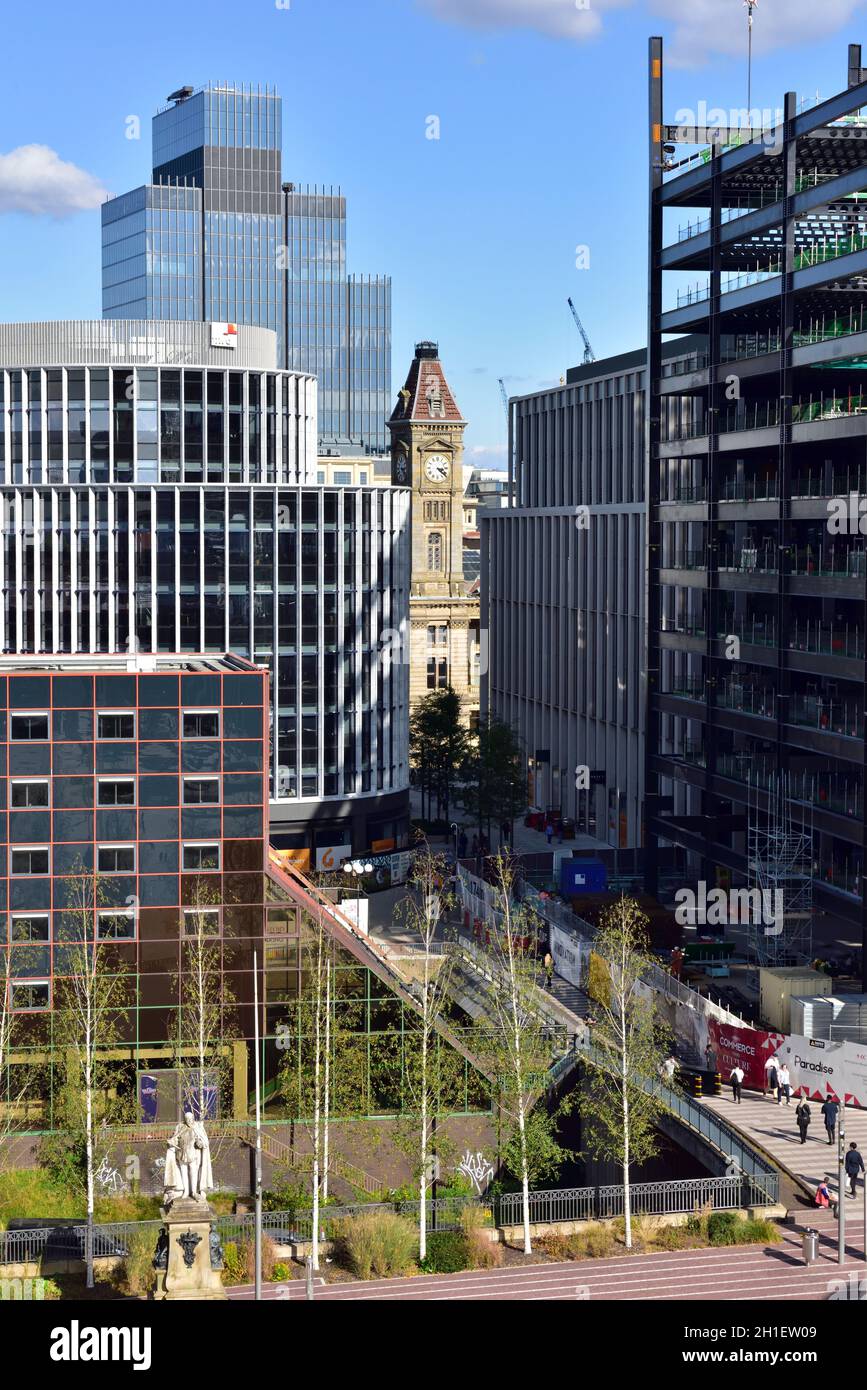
[498,377,509,421]
[567,297,596,365]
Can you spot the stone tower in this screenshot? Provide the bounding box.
[389,342,480,725]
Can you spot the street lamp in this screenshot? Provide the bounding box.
[450,821,459,862]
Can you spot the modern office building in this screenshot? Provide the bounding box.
[645,37,867,976]
[102,82,391,455]
[480,350,651,848]
[0,320,410,854]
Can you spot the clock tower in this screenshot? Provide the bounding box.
[389,342,480,724]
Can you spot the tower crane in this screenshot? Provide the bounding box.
[498,377,509,420]
[567,297,596,365]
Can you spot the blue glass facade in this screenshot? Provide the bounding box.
[102,83,390,455]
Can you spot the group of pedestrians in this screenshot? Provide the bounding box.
[794,1098,842,1146]
[763,1053,794,1105]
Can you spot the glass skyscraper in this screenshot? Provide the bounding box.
[102,83,391,455]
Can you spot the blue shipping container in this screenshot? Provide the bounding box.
[560,859,608,895]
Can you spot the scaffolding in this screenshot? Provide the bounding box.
[746,773,814,967]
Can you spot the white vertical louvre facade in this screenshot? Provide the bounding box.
[0,322,410,844]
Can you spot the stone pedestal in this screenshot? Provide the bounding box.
[152,1199,228,1301]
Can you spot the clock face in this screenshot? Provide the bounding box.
[424,453,450,483]
[395,456,408,482]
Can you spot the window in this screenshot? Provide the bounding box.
[183,710,220,739]
[316,469,325,483]
[10,914,50,943]
[97,844,135,874]
[10,780,49,808]
[10,981,50,1012]
[334,470,351,485]
[427,532,443,571]
[359,471,368,484]
[98,711,136,740]
[183,777,220,805]
[427,658,449,691]
[426,624,448,650]
[182,908,221,937]
[183,843,220,871]
[11,847,49,876]
[10,713,49,741]
[96,910,136,941]
[98,779,136,806]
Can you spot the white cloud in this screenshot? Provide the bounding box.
[0,144,108,217]
[419,0,864,64]
[468,443,509,467]
[417,0,622,42]
[650,0,864,68]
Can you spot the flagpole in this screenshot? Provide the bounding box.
[746,1,758,115]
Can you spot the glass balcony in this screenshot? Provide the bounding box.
[790,547,867,579]
[787,620,864,659]
[791,468,867,498]
[793,393,867,423]
[661,483,708,502]
[665,676,706,700]
[665,550,708,571]
[717,684,775,718]
[719,477,779,501]
[719,400,781,432]
[661,617,707,637]
[789,693,863,739]
[661,416,708,443]
[716,755,863,818]
[716,615,777,647]
[718,546,778,574]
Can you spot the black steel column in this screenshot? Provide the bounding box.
[645,36,664,898]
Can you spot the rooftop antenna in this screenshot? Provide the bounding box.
[745,0,759,114]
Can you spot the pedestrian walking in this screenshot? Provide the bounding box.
[543,951,554,988]
[845,1142,865,1197]
[704,1041,716,1073]
[729,1064,744,1104]
[777,1064,792,1106]
[821,1097,839,1146]
[500,821,510,847]
[545,822,553,846]
[764,1053,780,1097]
[795,1099,811,1145]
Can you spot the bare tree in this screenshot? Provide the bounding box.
[473,852,554,1255]
[52,868,131,1288]
[394,845,460,1261]
[173,877,236,1120]
[580,897,670,1249]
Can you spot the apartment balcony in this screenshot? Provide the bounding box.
[789,547,867,601]
[715,754,864,821]
[787,619,864,661]
[665,549,708,572]
[717,684,776,720]
[719,477,780,502]
[792,391,867,425]
[717,546,779,592]
[715,615,777,648]
[789,692,863,741]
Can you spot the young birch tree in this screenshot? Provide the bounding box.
[173,878,236,1121]
[580,896,670,1250]
[0,939,40,1166]
[474,851,554,1255]
[52,869,131,1289]
[394,845,459,1261]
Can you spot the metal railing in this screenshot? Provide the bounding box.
[0,1169,781,1265]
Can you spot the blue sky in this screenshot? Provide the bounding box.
[1,0,866,465]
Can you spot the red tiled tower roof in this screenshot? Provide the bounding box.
[390,341,466,424]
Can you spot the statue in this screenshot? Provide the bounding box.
[163,1111,214,1206]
